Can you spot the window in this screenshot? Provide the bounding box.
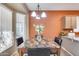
[16,13,26,41]
[0,5,13,53]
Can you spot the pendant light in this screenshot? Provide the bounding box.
[31,4,47,19]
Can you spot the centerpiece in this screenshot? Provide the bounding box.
[33,24,45,42]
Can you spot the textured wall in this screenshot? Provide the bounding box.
[29,11,79,41]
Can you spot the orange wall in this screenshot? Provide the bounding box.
[29,11,79,41]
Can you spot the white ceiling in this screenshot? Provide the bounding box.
[5,3,27,13]
[26,3,79,10]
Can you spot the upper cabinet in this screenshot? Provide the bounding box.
[63,16,76,29]
[73,16,79,32]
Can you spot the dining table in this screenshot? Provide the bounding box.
[27,40,61,56]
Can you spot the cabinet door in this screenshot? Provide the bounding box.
[64,16,72,28]
[76,16,79,29]
[64,16,76,29]
[74,16,79,32]
[71,16,76,28]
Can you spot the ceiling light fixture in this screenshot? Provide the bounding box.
[31,4,47,20]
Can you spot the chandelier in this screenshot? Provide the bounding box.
[31,4,47,19]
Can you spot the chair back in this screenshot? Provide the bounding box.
[27,48,50,56]
[54,37,62,46]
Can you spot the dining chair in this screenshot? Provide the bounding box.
[50,37,62,56]
[27,48,50,56]
[54,37,62,47]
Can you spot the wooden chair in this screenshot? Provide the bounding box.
[50,37,62,56]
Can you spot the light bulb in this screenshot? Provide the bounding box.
[31,11,36,17]
[36,15,41,19]
[41,12,47,18]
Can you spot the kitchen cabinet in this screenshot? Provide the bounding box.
[73,16,79,32]
[63,16,76,29]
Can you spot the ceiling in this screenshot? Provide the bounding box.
[26,3,79,10]
[4,3,28,13]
